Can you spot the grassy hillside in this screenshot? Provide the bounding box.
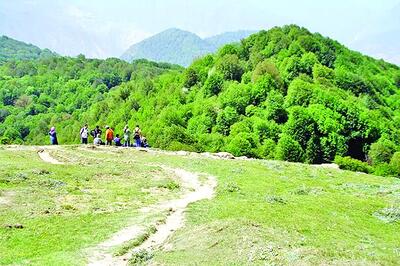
[1,146,399,265]
[0,35,57,63]
[1,25,400,176]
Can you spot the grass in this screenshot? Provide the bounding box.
[1,146,400,265]
[0,146,183,265]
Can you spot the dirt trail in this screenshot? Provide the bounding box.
[37,149,64,164]
[0,191,15,206]
[87,168,217,266]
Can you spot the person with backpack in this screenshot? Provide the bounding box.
[123,125,131,147]
[134,125,142,147]
[105,126,114,146]
[91,125,102,139]
[114,134,122,147]
[80,124,89,144]
[49,127,58,145]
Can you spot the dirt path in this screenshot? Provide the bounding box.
[0,191,15,206]
[37,149,64,165]
[87,168,217,266]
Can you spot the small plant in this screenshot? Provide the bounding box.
[157,180,180,190]
[265,195,287,204]
[61,204,76,211]
[114,226,157,256]
[32,169,51,175]
[224,182,240,192]
[128,249,153,265]
[334,156,372,174]
[374,207,400,223]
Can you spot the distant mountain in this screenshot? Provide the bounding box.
[121,28,255,66]
[0,35,57,63]
[204,30,256,49]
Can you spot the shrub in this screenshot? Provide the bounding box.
[368,138,397,165]
[226,132,257,157]
[258,139,276,159]
[373,163,396,177]
[334,156,372,173]
[276,134,304,162]
[389,152,400,177]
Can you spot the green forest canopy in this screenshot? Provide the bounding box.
[0,35,57,63]
[1,25,400,176]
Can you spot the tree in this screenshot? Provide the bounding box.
[203,73,224,96]
[216,54,244,82]
[276,134,305,162]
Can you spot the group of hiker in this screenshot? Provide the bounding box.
[48,124,149,148]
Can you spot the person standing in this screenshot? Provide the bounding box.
[105,126,114,146]
[91,125,102,139]
[49,127,58,145]
[80,124,89,144]
[123,125,131,147]
[134,125,142,148]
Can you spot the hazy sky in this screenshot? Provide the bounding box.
[1,0,399,63]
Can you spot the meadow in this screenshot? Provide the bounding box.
[1,145,399,265]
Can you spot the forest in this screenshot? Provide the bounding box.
[1,25,400,176]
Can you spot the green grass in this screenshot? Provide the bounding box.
[0,146,182,265]
[1,146,400,265]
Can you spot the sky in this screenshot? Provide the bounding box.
[1,0,399,64]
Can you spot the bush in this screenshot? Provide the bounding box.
[334,156,372,173]
[226,132,257,157]
[258,139,276,159]
[276,134,304,162]
[368,138,397,165]
[373,163,396,177]
[389,152,400,177]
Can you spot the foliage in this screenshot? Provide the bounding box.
[0,35,57,63]
[276,134,304,162]
[1,25,400,177]
[334,156,372,173]
[368,138,397,165]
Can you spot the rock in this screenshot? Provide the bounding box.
[176,151,189,156]
[213,152,235,160]
[14,223,24,229]
[4,223,24,229]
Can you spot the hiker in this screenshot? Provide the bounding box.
[123,125,131,147]
[49,127,58,145]
[105,126,114,146]
[91,125,102,139]
[80,124,89,144]
[134,125,142,147]
[141,136,150,148]
[93,134,103,145]
[114,134,122,147]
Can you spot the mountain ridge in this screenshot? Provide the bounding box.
[120,28,255,66]
[0,35,57,63]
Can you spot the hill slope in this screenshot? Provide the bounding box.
[0,35,57,63]
[1,146,399,264]
[1,25,400,177]
[120,28,254,66]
